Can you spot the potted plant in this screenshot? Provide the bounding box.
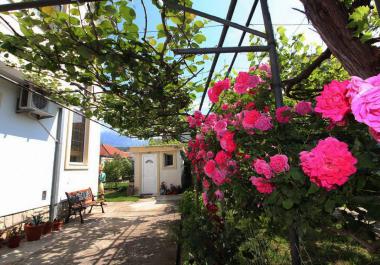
[24,215,44,241]
[42,220,53,235]
[6,226,22,248]
[52,218,64,231]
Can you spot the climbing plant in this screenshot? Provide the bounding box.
[0,0,207,138]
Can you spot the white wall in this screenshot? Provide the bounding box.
[0,79,57,216]
[0,78,100,217]
[160,150,184,188]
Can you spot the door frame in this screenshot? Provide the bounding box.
[141,153,158,194]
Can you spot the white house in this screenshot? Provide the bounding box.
[129,145,184,195]
[0,62,100,226]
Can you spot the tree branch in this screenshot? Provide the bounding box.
[283,48,332,95]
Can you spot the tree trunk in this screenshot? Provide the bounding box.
[300,0,380,78]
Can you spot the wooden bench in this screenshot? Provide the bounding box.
[65,187,104,224]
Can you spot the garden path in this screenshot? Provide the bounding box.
[0,196,181,265]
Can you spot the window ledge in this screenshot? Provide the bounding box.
[65,163,89,171]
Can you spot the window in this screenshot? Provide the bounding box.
[70,113,86,162]
[65,111,90,169]
[164,154,174,167]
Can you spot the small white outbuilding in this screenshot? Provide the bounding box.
[129,145,184,195]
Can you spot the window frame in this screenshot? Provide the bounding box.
[64,111,90,170]
[163,152,176,168]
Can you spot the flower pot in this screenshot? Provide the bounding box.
[42,222,53,235]
[52,220,64,231]
[24,224,43,241]
[7,236,21,248]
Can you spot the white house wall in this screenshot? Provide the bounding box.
[0,79,58,216]
[0,78,100,217]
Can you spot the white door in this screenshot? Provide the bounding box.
[142,154,157,194]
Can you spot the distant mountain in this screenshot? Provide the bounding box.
[100,128,148,147]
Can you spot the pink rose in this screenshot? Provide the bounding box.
[245,102,256,110]
[215,190,224,200]
[258,63,271,77]
[250,176,275,194]
[299,137,357,190]
[234,72,261,94]
[221,103,229,111]
[242,110,261,129]
[315,80,350,122]
[269,154,290,174]
[207,151,214,159]
[351,81,380,132]
[369,127,380,142]
[187,116,196,128]
[347,74,380,102]
[215,150,230,167]
[202,178,210,190]
[212,169,227,186]
[276,106,292,124]
[204,160,216,178]
[253,159,273,179]
[208,79,231,103]
[295,101,313,116]
[214,119,228,136]
[254,115,273,131]
[220,131,236,153]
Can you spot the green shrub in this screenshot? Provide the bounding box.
[103,155,133,182]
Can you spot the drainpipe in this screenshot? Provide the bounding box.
[49,107,63,221]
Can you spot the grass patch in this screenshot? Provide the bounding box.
[105,190,139,202]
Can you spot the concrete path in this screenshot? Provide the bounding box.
[0,196,181,265]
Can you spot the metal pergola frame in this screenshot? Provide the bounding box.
[165,0,284,112]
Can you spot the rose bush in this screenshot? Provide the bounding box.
[184,66,380,263]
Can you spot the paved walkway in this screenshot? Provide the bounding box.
[0,196,181,265]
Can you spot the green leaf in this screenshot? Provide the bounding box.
[193,34,206,44]
[282,199,294,210]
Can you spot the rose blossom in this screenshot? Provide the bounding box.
[276,106,292,124]
[254,115,273,131]
[351,80,380,132]
[242,110,261,129]
[215,190,224,200]
[202,178,210,190]
[299,137,357,190]
[213,119,228,136]
[187,116,196,128]
[295,101,313,116]
[204,160,216,177]
[258,63,272,77]
[253,159,273,179]
[347,74,380,102]
[215,150,231,167]
[212,169,227,186]
[221,103,229,111]
[207,151,214,159]
[220,131,236,153]
[315,80,350,122]
[269,154,290,174]
[207,78,231,103]
[234,72,261,94]
[250,176,275,194]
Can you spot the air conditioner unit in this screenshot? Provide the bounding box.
[17,87,54,119]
